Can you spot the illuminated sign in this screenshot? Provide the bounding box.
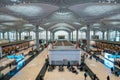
[104,52,114,68]
[108,55,120,58]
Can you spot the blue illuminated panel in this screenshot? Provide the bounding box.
[17,59,25,70]
[104,52,114,68]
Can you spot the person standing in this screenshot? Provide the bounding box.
[9,63,12,69]
[84,72,88,80]
[111,67,113,73]
[107,75,110,80]
[93,74,96,80]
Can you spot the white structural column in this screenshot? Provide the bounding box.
[92,30,95,40]
[93,30,95,37]
[85,31,87,39]
[35,25,39,51]
[86,25,90,50]
[11,32,13,40]
[16,30,18,41]
[102,31,105,40]
[106,29,110,40]
[69,32,71,41]
[28,31,30,37]
[2,32,4,39]
[28,31,31,40]
[50,32,52,41]
[0,32,1,40]
[7,32,10,41]
[115,29,117,41]
[52,32,54,41]
[119,31,120,41]
[76,29,78,48]
[46,30,48,45]
[39,32,41,40]
[72,31,73,41]
[19,32,21,40]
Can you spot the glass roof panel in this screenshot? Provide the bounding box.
[0,25,3,27]
[44,23,51,26]
[0,26,7,29]
[39,27,44,30]
[93,23,101,26]
[46,10,79,22]
[50,23,75,29]
[80,27,87,30]
[53,27,71,31]
[2,22,15,26]
[109,22,120,25]
[84,5,120,16]
[7,5,43,17]
[107,14,120,19]
[73,22,81,25]
[23,24,34,27]
[0,14,19,21]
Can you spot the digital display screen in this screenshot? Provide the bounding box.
[104,52,114,68]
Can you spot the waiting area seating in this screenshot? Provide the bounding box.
[59,66,64,71]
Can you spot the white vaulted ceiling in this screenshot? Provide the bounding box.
[0,0,120,32]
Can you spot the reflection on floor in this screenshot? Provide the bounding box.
[85,56,120,80]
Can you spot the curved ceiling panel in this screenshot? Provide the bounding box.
[0,0,102,7]
[7,5,43,17]
[69,3,120,22]
[43,8,80,23]
[49,23,75,30]
[51,26,72,32]
[0,3,59,21]
[0,14,21,21]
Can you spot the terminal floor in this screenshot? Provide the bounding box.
[0,47,32,70]
[3,48,119,80]
[44,66,91,80]
[85,55,120,80]
[0,48,32,76]
[10,48,48,80]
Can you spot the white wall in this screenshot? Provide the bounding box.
[48,50,81,65]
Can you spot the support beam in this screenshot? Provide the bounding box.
[7,32,10,42]
[115,29,117,41]
[28,31,30,37]
[16,30,18,41]
[19,32,21,40]
[119,31,120,41]
[35,25,39,51]
[46,30,48,45]
[93,30,95,37]
[69,32,71,41]
[2,32,4,39]
[76,29,78,48]
[39,32,41,40]
[0,32,1,40]
[50,32,51,41]
[86,25,90,51]
[52,32,55,41]
[72,31,73,41]
[102,31,105,40]
[106,29,110,41]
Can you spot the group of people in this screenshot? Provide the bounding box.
[84,73,110,80]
